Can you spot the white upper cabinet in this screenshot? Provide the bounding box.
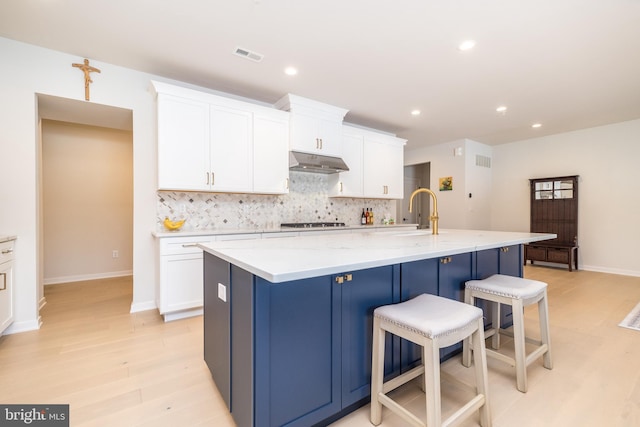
[157,94,211,191]
[152,81,289,195]
[363,133,405,199]
[329,125,406,199]
[275,94,348,157]
[209,104,253,192]
[253,110,290,194]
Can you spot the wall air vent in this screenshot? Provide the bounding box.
[475,154,492,168]
[233,47,264,62]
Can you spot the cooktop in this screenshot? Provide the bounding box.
[280,222,346,228]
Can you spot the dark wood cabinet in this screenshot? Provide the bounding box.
[525,175,579,271]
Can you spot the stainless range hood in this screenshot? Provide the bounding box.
[289,151,349,174]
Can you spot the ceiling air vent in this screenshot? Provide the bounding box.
[475,154,492,168]
[233,46,264,62]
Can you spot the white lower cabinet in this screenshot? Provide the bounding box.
[158,236,212,321]
[0,239,15,335]
[157,233,260,321]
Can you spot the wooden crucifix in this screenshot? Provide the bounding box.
[72,59,101,101]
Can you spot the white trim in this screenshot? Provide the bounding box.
[130,300,157,313]
[43,270,133,285]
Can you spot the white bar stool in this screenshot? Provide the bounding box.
[371,293,491,427]
[462,274,553,393]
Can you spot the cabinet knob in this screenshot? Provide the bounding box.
[335,276,344,284]
[345,273,353,282]
[501,247,510,253]
[440,257,452,264]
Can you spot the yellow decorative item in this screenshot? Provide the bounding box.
[163,217,185,231]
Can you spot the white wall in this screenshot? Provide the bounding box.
[0,37,160,332]
[491,119,640,276]
[405,138,492,230]
[42,120,133,284]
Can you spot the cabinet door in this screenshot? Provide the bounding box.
[157,94,210,191]
[340,266,398,407]
[210,104,253,192]
[0,260,13,334]
[290,113,342,157]
[399,258,439,371]
[203,254,231,410]
[159,253,203,313]
[438,253,474,360]
[363,137,404,199]
[253,112,289,194]
[328,131,363,197]
[316,116,343,156]
[254,275,341,427]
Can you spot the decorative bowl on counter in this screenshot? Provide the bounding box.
[163,217,186,231]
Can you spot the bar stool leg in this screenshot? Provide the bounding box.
[511,299,528,392]
[370,317,385,425]
[491,301,501,349]
[423,339,441,427]
[462,291,474,368]
[539,290,553,370]
[471,318,492,427]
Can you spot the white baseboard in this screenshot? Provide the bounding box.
[130,300,157,313]
[44,270,133,285]
[581,265,640,278]
[3,318,41,335]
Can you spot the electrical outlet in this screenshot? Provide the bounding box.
[112,250,119,258]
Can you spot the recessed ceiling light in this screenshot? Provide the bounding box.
[284,66,298,76]
[496,106,507,113]
[532,123,542,128]
[458,40,476,51]
[411,110,421,116]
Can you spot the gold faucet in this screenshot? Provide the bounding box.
[408,188,439,235]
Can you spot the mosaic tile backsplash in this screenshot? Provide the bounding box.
[157,172,397,231]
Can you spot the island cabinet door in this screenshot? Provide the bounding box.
[437,253,474,361]
[399,258,439,371]
[340,265,400,408]
[254,275,342,427]
[203,254,231,410]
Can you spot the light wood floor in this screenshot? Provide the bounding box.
[1,267,639,426]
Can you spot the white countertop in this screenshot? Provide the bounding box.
[0,235,17,244]
[198,229,556,283]
[152,223,418,238]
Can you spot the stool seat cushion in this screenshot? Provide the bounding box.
[374,293,482,340]
[466,274,547,300]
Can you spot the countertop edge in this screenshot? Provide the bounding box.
[198,230,556,283]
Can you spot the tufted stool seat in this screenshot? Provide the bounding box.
[371,293,491,427]
[462,274,553,393]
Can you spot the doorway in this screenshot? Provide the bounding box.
[399,163,431,229]
[37,94,133,313]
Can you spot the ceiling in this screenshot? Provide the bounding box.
[2,0,640,150]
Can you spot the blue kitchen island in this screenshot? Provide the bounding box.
[199,229,555,427]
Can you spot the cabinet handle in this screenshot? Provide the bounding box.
[345,273,353,282]
[320,138,323,149]
[501,247,510,253]
[1,249,13,254]
[285,178,289,190]
[182,243,199,248]
[0,273,6,291]
[335,276,344,284]
[316,138,320,149]
[206,172,209,185]
[211,172,215,186]
[440,257,452,264]
[340,182,343,193]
